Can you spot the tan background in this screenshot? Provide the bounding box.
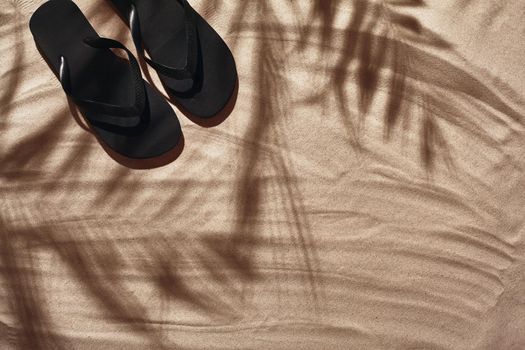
[1,0,525,349]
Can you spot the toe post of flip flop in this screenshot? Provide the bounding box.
[110,0,238,119]
[30,0,182,160]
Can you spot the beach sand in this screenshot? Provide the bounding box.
[1,1,524,349]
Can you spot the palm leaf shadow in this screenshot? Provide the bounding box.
[2,1,525,349]
[199,0,322,311]
[0,1,174,348]
[301,0,524,172]
[2,3,322,344]
[0,224,65,350]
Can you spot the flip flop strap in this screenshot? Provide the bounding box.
[130,0,198,80]
[60,37,146,124]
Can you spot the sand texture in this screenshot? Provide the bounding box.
[1,0,525,349]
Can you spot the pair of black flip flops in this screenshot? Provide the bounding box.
[29,0,237,159]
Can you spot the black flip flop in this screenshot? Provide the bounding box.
[29,0,182,159]
[110,0,238,118]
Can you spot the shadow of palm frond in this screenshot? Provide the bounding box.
[218,0,321,311]
[2,1,524,348]
[0,211,185,349]
[0,219,66,350]
[0,8,249,341]
[299,0,340,50]
[0,4,24,148]
[1,0,138,184]
[0,1,172,347]
[300,0,524,173]
[136,0,323,317]
[0,5,60,348]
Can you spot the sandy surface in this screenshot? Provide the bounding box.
[1,0,525,349]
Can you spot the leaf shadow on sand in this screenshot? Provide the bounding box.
[1,1,524,349]
[298,0,524,173]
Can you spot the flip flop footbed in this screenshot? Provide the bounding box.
[30,0,182,159]
[112,0,238,118]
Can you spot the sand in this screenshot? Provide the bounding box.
[1,0,525,349]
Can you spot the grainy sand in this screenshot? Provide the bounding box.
[1,1,525,349]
